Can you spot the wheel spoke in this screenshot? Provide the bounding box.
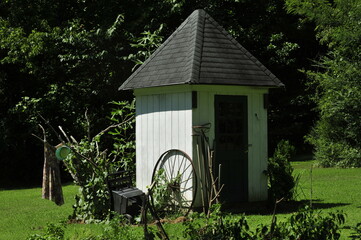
[179,197,192,207]
[151,149,197,217]
[180,172,192,184]
[162,168,171,182]
[178,156,186,179]
[180,186,193,194]
[170,158,175,179]
[180,163,192,177]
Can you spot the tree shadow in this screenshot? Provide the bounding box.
[223,199,349,215]
[275,199,349,214]
[0,181,74,191]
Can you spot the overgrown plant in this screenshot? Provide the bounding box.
[27,215,145,240]
[183,204,252,240]
[150,169,184,218]
[63,100,135,222]
[108,101,136,174]
[150,169,173,214]
[285,206,345,240]
[183,205,345,240]
[257,206,345,240]
[126,25,164,71]
[27,222,66,240]
[99,214,144,240]
[349,223,361,239]
[267,140,297,202]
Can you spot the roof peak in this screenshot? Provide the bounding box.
[120,9,283,90]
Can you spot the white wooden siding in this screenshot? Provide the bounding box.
[191,85,269,202]
[135,89,193,192]
[135,85,269,202]
[248,93,268,201]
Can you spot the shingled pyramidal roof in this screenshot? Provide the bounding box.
[119,9,284,90]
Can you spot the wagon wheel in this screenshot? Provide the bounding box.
[149,149,197,217]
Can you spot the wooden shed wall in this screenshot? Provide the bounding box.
[134,85,268,202]
[134,88,193,192]
[191,85,268,202]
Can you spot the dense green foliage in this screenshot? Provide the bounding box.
[28,223,66,240]
[0,0,172,187]
[0,0,321,187]
[64,101,135,221]
[27,215,144,240]
[267,140,297,201]
[183,205,345,240]
[285,0,361,167]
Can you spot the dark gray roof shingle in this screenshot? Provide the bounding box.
[119,9,284,90]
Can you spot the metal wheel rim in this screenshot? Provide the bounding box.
[150,149,197,217]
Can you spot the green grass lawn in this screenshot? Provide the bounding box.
[293,161,361,239]
[1,161,361,239]
[0,184,78,239]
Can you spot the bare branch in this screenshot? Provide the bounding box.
[37,113,64,143]
[58,126,71,143]
[70,136,78,144]
[93,115,135,140]
[38,124,46,139]
[32,124,51,147]
[37,114,100,172]
[31,133,46,143]
[210,184,224,202]
[85,108,91,141]
[61,160,79,183]
[66,145,100,171]
[95,140,100,158]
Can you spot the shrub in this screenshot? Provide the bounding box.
[285,206,345,240]
[27,215,144,240]
[183,204,252,240]
[63,100,135,222]
[27,223,65,240]
[183,205,345,240]
[267,140,297,201]
[99,214,144,240]
[309,136,361,168]
[256,206,345,240]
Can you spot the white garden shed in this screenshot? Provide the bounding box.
[119,9,283,207]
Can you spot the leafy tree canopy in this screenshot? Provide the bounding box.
[286,0,361,167]
[0,0,320,186]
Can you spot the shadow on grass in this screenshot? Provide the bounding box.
[275,200,349,214]
[223,199,349,215]
[0,181,74,191]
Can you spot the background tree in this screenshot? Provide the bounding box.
[0,0,321,188]
[286,0,361,167]
[0,0,171,187]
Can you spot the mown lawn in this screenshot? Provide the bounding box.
[293,161,361,239]
[1,161,361,239]
[0,184,80,239]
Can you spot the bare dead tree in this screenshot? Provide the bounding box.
[32,124,64,206]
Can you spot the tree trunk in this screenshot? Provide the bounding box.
[42,142,64,206]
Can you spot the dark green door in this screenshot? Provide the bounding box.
[215,95,248,203]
